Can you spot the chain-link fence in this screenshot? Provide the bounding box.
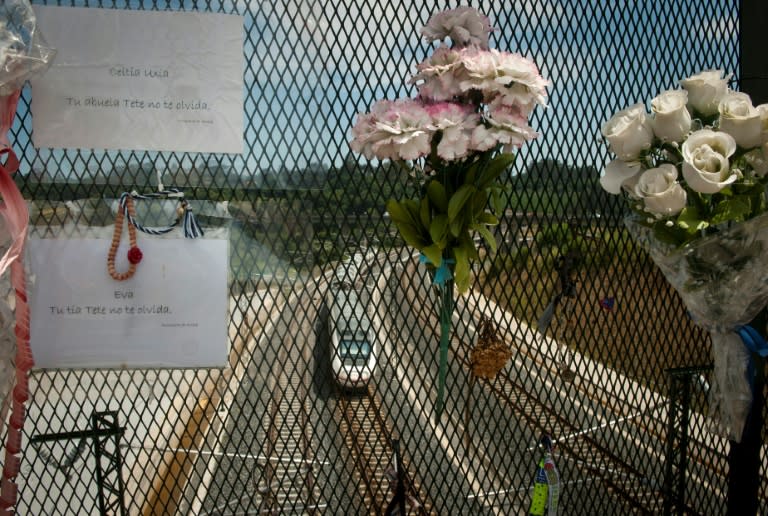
[5,0,759,514]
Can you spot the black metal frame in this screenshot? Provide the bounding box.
[29,410,126,516]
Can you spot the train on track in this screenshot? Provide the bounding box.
[326,280,377,389]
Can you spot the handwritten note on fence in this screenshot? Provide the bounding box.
[28,237,229,369]
[31,6,244,154]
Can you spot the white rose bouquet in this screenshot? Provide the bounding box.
[599,70,768,441]
[350,7,548,416]
[601,70,768,247]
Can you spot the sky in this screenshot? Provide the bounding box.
[241,0,739,174]
[11,0,740,181]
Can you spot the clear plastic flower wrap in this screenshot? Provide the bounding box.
[626,212,768,441]
[0,3,54,508]
[0,0,56,95]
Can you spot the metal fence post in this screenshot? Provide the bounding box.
[737,6,768,510]
[664,366,711,515]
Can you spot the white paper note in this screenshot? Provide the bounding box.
[28,237,229,369]
[31,6,244,154]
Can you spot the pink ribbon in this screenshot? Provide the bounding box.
[0,90,33,513]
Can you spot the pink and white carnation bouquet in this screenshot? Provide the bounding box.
[350,6,549,294]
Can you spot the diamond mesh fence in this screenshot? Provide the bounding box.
[3,0,758,514]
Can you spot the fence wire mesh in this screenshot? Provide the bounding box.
[3,0,758,514]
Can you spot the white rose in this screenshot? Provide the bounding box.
[601,104,654,160]
[680,70,731,116]
[634,164,687,216]
[718,91,762,148]
[756,104,768,143]
[599,159,642,195]
[651,90,691,142]
[681,129,738,193]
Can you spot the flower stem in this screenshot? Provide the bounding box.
[435,279,454,417]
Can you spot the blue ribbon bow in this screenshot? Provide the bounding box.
[737,325,768,357]
[736,325,768,389]
[419,254,455,286]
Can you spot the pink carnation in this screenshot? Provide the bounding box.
[425,102,480,160]
[471,103,539,152]
[409,46,463,102]
[349,8,548,165]
[459,48,550,110]
[493,50,550,109]
[456,47,501,94]
[421,6,494,49]
[350,99,434,161]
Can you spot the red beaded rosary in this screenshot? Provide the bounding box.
[107,189,203,281]
[107,194,143,281]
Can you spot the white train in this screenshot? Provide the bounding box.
[327,281,376,389]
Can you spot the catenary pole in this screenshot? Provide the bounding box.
[730,3,768,512]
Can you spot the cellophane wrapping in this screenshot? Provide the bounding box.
[0,1,54,509]
[0,0,56,95]
[626,212,768,441]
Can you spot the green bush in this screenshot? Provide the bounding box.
[485,245,532,279]
[536,222,573,248]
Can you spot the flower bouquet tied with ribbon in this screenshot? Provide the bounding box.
[599,70,768,441]
[350,6,549,294]
[349,6,548,416]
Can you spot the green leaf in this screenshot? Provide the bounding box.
[387,199,427,249]
[427,180,448,213]
[448,184,476,222]
[402,199,422,222]
[477,212,499,225]
[490,188,504,215]
[429,214,449,247]
[710,198,750,225]
[718,186,734,196]
[421,244,443,267]
[391,218,428,249]
[686,192,708,217]
[676,207,708,233]
[460,231,479,260]
[651,223,687,247]
[470,223,497,254]
[476,153,515,189]
[386,199,419,228]
[464,161,478,186]
[449,215,464,238]
[453,245,471,294]
[733,181,765,197]
[471,189,488,217]
[419,197,431,230]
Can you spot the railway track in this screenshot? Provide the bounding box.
[456,292,763,514]
[333,384,431,515]
[251,269,432,515]
[398,252,768,513]
[464,350,661,512]
[256,378,321,514]
[253,290,324,514]
[399,260,666,512]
